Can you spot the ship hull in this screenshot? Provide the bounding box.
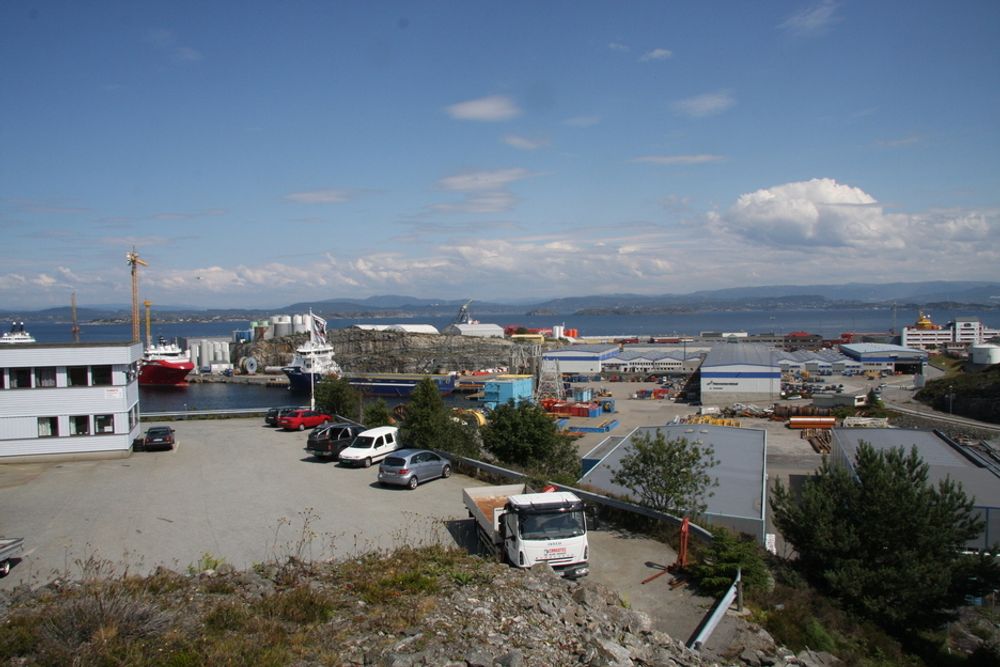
[345,374,456,397]
[139,360,194,386]
[284,368,334,393]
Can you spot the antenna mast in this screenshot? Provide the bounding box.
[125,248,148,343]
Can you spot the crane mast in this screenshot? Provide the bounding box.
[125,248,148,344]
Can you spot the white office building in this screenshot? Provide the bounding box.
[0,341,143,461]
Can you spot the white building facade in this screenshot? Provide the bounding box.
[901,317,1000,350]
[0,342,143,461]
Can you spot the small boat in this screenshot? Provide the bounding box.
[139,336,195,386]
[0,321,35,344]
[283,312,342,393]
[345,372,457,397]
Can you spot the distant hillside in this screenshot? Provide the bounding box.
[2,280,997,322]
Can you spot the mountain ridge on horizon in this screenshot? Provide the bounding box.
[2,280,998,321]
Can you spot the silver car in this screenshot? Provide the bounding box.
[377,449,451,489]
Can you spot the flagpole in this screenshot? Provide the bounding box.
[309,309,316,411]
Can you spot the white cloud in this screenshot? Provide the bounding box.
[718,178,903,248]
[445,95,521,121]
[504,135,549,151]
[431,191,517,214]
[608,42,629,52]
[437,168,531,192]
[147,29,203,63]
[778,1,840,35]
[639,48,672,62]
[876,135,923,148]
[631,154,725,165]
[284,189,351,204]
[672,91,735,118]
[564,115,601,127]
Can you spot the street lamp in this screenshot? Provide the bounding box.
[948,384,954,414]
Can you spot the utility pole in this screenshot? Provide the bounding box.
[948,384,954,414]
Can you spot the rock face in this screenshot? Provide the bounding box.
[234,329,540,375]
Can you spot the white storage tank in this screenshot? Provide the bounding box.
[293,314,308,333]
[552,324,565,340]
[273,315,293,338]
[971,344,1000,365]
[190,342,201,371]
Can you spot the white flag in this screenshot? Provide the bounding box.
[311,312,327,343]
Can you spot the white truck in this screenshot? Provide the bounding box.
[463,484,589,578]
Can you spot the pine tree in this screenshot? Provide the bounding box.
[481,401,579,482]
[400,379,477,456]
[314,377,360,421]
[771,442,994,631]
[363,399,393,428]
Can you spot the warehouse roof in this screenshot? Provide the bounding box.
[703,343,781,369]
[579,424,766,523]
[839,343,927,358]
[544,344,618,356]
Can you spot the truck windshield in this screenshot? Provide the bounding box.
[519,510,586,541]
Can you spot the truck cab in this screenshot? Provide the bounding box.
[502,492,589,577]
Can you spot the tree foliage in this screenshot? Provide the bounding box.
[314,377,361,421]
[610,431,718,516]
[688,526,771,597]
[481,401,579,482]
[362,399,393,428]
[400,379,477,457]
[771,442,995,631]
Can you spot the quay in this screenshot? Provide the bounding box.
[187,373,289,387]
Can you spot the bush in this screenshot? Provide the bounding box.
[687,526,770,597]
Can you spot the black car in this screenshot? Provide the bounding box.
[141,426,175,451]
[305,422,366,459]
[265,405,304,426]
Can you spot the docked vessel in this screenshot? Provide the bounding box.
[345,372,457,397]
[283,312,342,393]
[0,321,35,344]
[139,337,195,386]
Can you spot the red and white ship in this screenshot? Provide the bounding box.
[139,337,194,386]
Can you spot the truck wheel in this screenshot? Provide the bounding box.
[0,560,9,577]
[363,457,372,468]
[408,476,418,490]
[441,464,451,478]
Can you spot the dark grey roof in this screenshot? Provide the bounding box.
[703,344,782,369]
[832,428,1000,509]
[578,424,766,521]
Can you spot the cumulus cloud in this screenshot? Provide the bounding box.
[717,178,904,248]
[284,189,352,204]
[639,48,672,62]
[778,0,840,35]
[445,95,521,121]
[631,154,725,165]
[503,134,549,150]
[672,92,735,118]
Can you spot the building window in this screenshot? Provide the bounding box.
[38,417,59,437]
[70,415,90,436]
[67,366,88,386]
[129,404,138,430]
[91,365,113,386]
[35,367,57,388]
[0,370,5,389]
[95,414,115,434]
[10,368,31,388]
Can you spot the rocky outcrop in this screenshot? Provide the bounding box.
[233,329,544,375]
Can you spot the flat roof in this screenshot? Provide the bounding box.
[703,343,781,369]
[840,343,927,358]
[832,428,1000,509]
[578,424,766,521]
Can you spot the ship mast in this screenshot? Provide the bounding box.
[125,248,148,344]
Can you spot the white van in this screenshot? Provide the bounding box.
[338,426,401,468]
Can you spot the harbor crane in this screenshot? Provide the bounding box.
[126,248,148,343]
[454,299,475,325]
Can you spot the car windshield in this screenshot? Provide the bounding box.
[351,435,375,450]
[519,510,586,541]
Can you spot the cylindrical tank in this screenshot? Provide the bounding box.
[552,324,564,339]
[190,343,201,371]
[273,315,292,338]
[971,344,1000,365]
[293,314,308,333]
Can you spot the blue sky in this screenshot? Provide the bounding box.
[2,1,999,309]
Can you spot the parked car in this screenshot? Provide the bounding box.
[378,449,451,489]
[265,405,303,426]
[277,409,332,431]
[339,426,400,467]
[305,422,366,459]
[141,426,175,451]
